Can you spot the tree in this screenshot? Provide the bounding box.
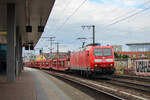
[144,53,150,58]
[114,52,119,58]
[114,52,129,59]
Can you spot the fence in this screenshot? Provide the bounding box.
[115,58,150,76]
[135,60,150,76]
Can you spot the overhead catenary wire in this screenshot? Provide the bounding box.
[38,0,150,51]
[54,0,88,34]
[96,3,150,46]
[48,0,73,32]
[59,0,150,39]
[109,0,150,23]
[50,0,150,39]
[102,4,150,30]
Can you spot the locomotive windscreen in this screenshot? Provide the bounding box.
[94,49,112,56]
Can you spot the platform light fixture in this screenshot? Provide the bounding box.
[38,17,44,32]
[38,25,44,32]
[25,45,29,50]
[26,25,32,32]
[30,45,34,50]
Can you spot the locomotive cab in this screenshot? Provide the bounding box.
[89,46,115,75]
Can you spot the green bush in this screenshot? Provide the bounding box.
[114,52,129,59]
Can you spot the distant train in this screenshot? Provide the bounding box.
[24,44,115,77]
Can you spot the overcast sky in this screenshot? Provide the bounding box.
[34,0,150,53]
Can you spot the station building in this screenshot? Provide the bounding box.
[126,43,150,52]
[117,43,150,58]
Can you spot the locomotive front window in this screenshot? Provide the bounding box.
[94,49,112,56]
[94,49,103,56]
[103,49,112,56]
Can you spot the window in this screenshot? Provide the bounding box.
[103,49,112,56]
[77,56,78,64]
[63,61,65,67]
[94,49,112,56]
[94,49,103,56]
[74,56,75,63]
[53,61,56,66]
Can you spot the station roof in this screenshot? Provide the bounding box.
[126,43,150,46]
[0,0,55,46]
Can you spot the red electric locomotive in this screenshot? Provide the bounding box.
[70,44,115,76]
[24,44,115,77]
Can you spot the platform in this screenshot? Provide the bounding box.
[0,67,94,100]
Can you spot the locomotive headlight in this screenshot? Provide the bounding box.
[110,64,113,66]
[95,64,98,67]
[106,59,113,62]
[94,59,102,62]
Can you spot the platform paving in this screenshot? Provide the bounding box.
[0,67,95,100]
[0,68,36,100]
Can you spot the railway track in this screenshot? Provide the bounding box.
[112,74,150,82]
[106,78,150,94]
[106,74,150,94]
[41,70,150,100]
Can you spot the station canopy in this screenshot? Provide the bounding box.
[0,0,55,46]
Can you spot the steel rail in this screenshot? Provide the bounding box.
[106,79,150,93]
[112,74,150,82]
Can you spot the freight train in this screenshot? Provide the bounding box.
[24,44,115,77]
